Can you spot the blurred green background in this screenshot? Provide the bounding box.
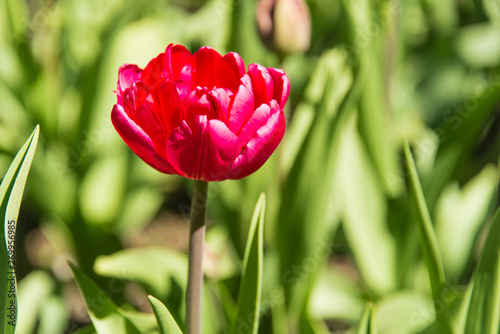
[1,0,500,333]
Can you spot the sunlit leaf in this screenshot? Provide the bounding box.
[69,263,156,334]
[0,125,39,334]
[16,270,54,334]
[464,207,500,334]
[403,140,451,333]
[231,193,265,334]
[356,303,375,334]
[148,295,183,334]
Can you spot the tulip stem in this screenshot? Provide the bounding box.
[186,179,209,334]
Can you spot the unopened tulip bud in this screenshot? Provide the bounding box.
[257,0,311,55]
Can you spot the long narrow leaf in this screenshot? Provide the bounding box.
[356,303,375,334]
[69,263,155,334]
[403,140,451,333]
[148,295,183,334]
[231,193,265,334]
[0,126,39,334]
[464,207,500,334]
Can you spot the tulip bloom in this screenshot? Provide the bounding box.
[112,44,289,181]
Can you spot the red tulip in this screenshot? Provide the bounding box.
[112,44,289,181]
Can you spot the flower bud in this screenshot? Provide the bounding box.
[257,0,311,55]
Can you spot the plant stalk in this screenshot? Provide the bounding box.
[186,179,209,334]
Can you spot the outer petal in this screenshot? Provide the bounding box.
[227,75,255,134]
[117,64,142,93]
[111,104,176,174]
[141,53,165,90]
[216,52,246,92]
[193,47,223,88]
[247,64,274,108]
[229,101,285,179]
[235,101,272,144]
[268,68,290,108]
[166,116,209,179]
[208,87,233,124]
[132,103,168,155]
[163,43,193,83]
[151,81,185,135]
[201,119,242,181]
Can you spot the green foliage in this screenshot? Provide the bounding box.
[230,194,265,334]
[148,296,183,334]
[464,208,500,333]
[0,126,38,334]
[0,0,499,333]
[356,304,375,334]
[69,263,157,334]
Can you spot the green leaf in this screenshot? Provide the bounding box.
[94,246,187,298]
[376,290,435,334]
[403,140,451,333]
[148,295,183,334]
[403,140,445,297]
[464,207,500,334]
[339,113,396,294]
[436,165,499,279]
[0,125,39,334]
[69,262,155,334]
[356,303,375,334]
[16,270,54,334]
[231,193,265,334]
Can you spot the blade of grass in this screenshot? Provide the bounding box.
[464,207,500,334]
[0,126,39,334]
[356,303,375,334]
[403,139,451,333]
[148,295,183,334]
[230,193,265,334]
[69,262,154,334]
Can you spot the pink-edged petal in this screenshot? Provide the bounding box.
[216,52,246,92]
[207,88,233,124]
[166,116,209,179]
[111,104,176,174]
[247,64,274,108]
[268,68,290,108]
[132,103,168,156]
[229,105,285,179]
[193,47,223,88]
[117,64,143,92]
[151,81,185,135]
[236,101,275,144]
[163,44,193,82]
[227,75,255,133]
[183,88,213,128]
[200,119,242,181]
[122,89,138,119]
[141,52,165,89]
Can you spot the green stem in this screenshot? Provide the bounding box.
[186,180,209,334]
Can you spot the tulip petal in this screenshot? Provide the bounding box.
[163,44,193,83]
[236,101,273,145]
[141,52,165,90]
[230,103,285,179]
[207,88,233,124]
[268,68,290,108]
[216,52,246,92]
[193,47,223,88]
[132,103,168,155]
[151,81,185,135]
[111,104,175,174]
[166,116,209,179]
[201,119,241,181]
[117,64,142,93]
[248,64,274,108]
[227,75,255,134]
